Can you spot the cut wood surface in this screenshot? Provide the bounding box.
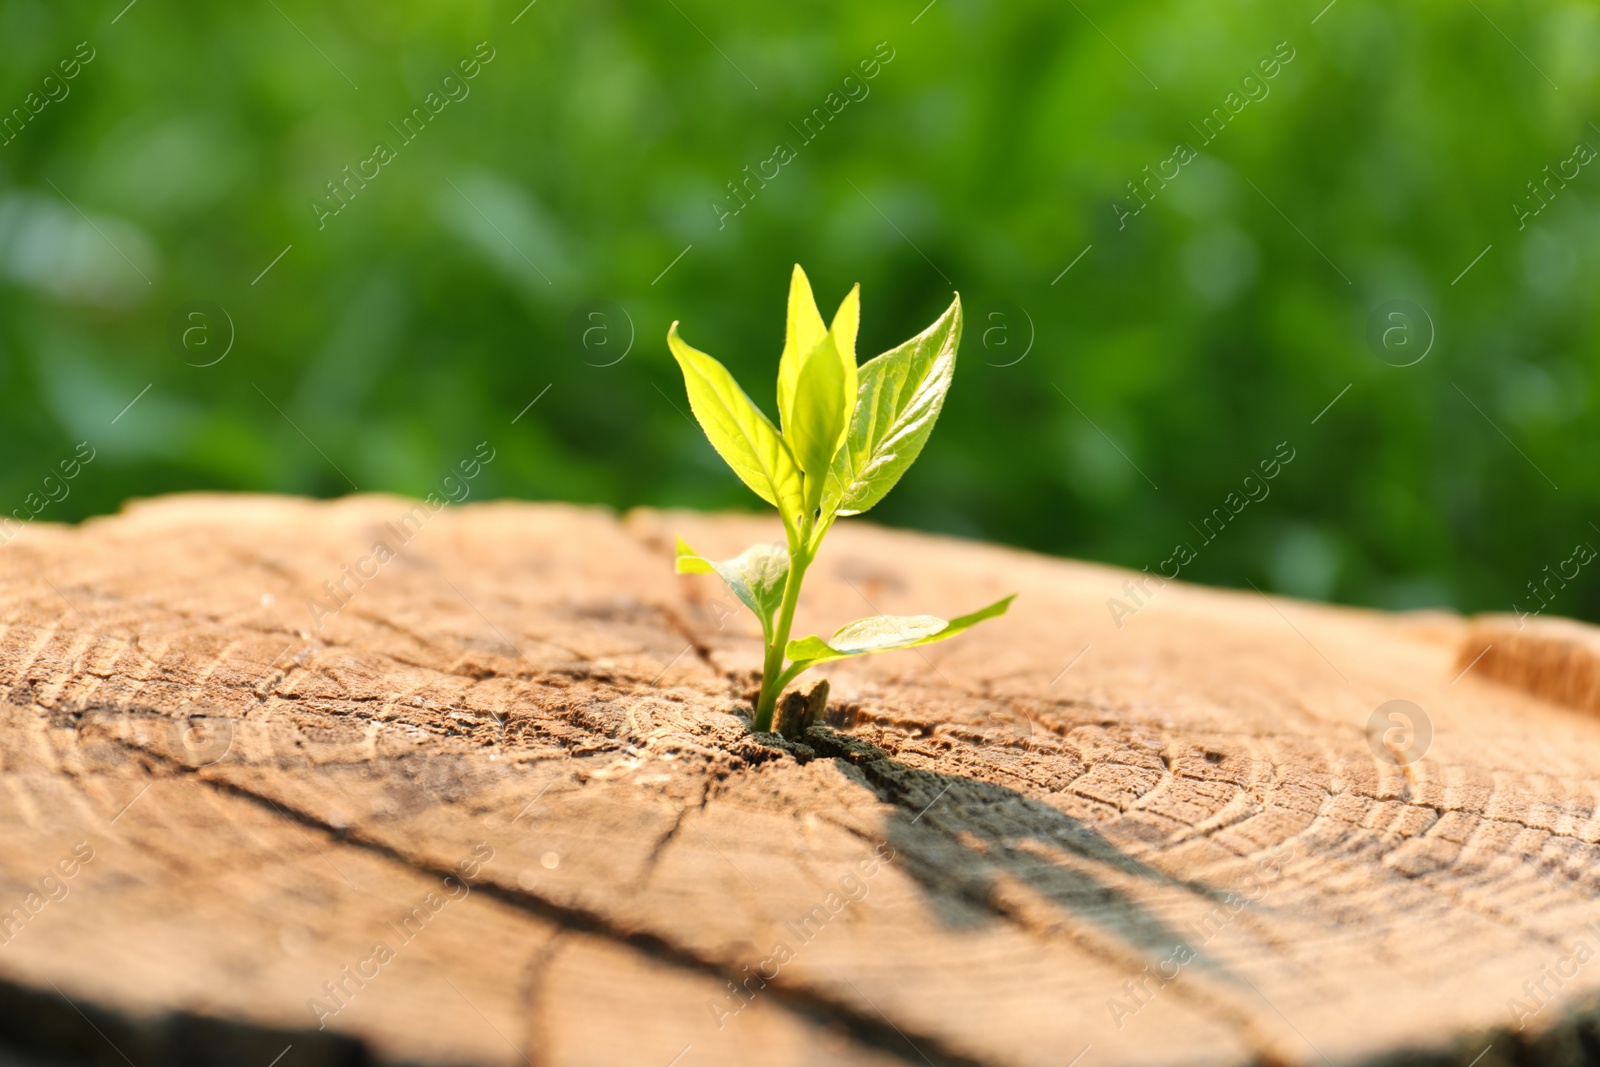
[1,493,1598,1067]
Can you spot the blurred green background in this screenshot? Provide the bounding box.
[0,0,1595,619]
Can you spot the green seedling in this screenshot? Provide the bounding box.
[668,265,1013,735]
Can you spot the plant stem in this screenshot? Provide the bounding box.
[754,545,812,732]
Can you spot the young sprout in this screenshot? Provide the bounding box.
[667,265,1013,735]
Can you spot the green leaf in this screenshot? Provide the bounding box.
[676,537,790,633]
[830,283,861,369]
[667,322,804,526]
[672,536,715,575]
[776,265,828,434]
[824,294,962,518]
[785,593,1013,668]
[830,285,860,437]
[788,332,850,480]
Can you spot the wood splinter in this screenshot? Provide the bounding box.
[774,678,829,741]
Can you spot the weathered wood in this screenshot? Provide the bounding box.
[1,493,1598,1067]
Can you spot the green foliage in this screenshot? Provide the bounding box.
[1,0,1594,623]
[788,332,851,488]
[785,594,1016,669]
[669,266,1010,731]
[666,324,803,524]
[674,538,788,639]
[825,297,961,517]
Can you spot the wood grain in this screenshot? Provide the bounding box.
[0,493,1597,1067]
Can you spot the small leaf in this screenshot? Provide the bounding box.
[787,332,849,479]
[785,594,1014,668]
[830,283,861,368]
[676,538,790,632]
[830,284,860,431]
[776,265,828,433]
[668,323,805,526]
[828,614,949,652]
[673,537,715,575]
[824,294,962,518]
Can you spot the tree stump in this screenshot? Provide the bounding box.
[1,494,1597,1067]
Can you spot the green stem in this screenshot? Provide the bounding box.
[754,544,813,732]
